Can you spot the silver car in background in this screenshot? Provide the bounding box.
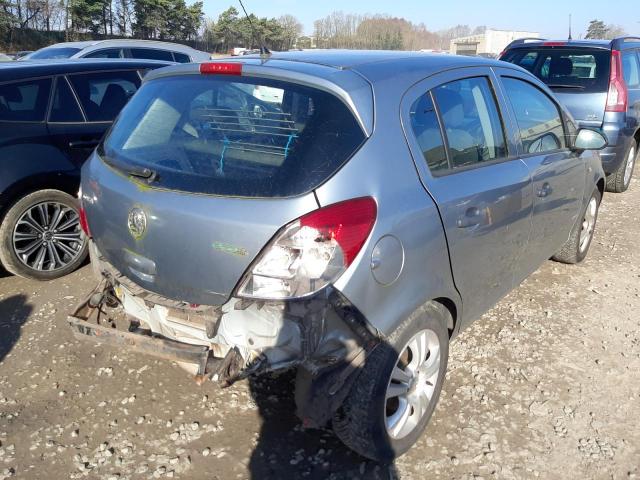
[70,51,606,460]
[23,39,211,63]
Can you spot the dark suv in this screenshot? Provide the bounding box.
[0,59,171,280]
[501,36,640,193]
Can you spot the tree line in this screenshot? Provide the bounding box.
[0,2,631,53]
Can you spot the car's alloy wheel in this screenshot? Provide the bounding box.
[578,196,598,254]
[623,144,636,188]
[12,201,85,272]
[385,328,441,440]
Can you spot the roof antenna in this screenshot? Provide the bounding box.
[238,0,271,57]
[568,13,573,40]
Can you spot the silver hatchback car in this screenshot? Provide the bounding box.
[70,51,606,460]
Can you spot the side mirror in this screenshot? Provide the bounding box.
[573,129,607,151]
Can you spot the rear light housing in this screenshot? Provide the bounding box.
[606,50,628,113]
[542,41,567,47]
[199,62,243,75]
[238,197,377,300]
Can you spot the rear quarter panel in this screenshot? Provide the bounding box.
[315,73,461,338]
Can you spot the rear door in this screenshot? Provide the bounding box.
[46,75,105,167]
[622,48,640,132]
[494,68,585,273]
[402,67,533,322]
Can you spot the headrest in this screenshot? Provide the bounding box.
[550,57,573,77]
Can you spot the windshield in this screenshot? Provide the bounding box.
[502,48,611,93]
[100,75,366,198]
[27,47,82,60]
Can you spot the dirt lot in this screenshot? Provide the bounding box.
[0,175,639,480]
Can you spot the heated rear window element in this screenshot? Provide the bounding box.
[502,48,610,93]
[0,78,52,122]
[100,75,366,198]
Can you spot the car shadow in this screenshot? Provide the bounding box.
[0,294,33,363]
[248,371,401,480]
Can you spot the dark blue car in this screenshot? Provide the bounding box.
[0,59,171,280]
[501,36,640,193]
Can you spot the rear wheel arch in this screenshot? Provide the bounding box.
[433,297,458,336]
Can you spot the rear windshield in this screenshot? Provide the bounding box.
[28,47,81,59]
[99,75,366,197]
[502,48,611,93]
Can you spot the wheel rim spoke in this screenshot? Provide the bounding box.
[386,381,410,400]
[387,397,411,438]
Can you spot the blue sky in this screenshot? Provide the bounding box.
[203,0,639,38]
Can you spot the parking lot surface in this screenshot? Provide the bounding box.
[0,175,639,480]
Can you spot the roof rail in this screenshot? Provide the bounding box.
[611,36,640,50]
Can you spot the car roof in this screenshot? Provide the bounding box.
[506,38,640,51]
[43,39,201,52]
[237,49,498,71]
[0,58,172,82]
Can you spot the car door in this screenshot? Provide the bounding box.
[49,69,143,166]
[402,67,533,323]
[494,68,585,274]
[46,75,107,167]
[622,49,640,138]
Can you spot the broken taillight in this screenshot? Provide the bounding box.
[238,197,377,300]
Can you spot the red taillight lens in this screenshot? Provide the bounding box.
[238,197,377,299]
[79,205,90,237]
[542,41,567,47]
[199,62,243,75]
[300,197,377,267]
[606,50,628,113]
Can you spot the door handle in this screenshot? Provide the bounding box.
[456,206,487,229]
[69,139,100,149]
[536,182,553,198]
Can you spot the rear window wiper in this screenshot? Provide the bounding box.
[546,84,586,90]
[101,153,158,182]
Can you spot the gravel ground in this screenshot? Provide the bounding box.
[0,175,639,480]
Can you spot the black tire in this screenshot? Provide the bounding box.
[552,188,601,265]
[332,302,450,462]
[606,139,637,193]
[0,189,88,280]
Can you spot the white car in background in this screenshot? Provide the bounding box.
[23,39,211,63]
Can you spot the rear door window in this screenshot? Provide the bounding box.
[622,50,640,88]
[69,71,141,122]
[409,93,448,173]
[502,77,566,154]
[432,77,507,169]
[173,52,191,63]
[49,76,84,122]
[100,75,366,197]
[84,48,124,59]
[503,48,610,92]
[130,48,174,61]
[0,78,52,122]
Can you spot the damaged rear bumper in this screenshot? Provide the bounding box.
[69,252,382,427]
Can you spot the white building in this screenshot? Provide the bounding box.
[450,29,540,57]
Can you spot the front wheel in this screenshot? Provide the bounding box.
[0,189,88,280]
[552,188,601,265]
[332,302,450,461]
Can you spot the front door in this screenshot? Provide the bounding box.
[495,69,585,274]
[402,67,533,323]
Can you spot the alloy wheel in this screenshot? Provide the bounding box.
[385,328,441,440]
[624,146,636,187]
[578,196,598,254]
[12,201,85,272]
